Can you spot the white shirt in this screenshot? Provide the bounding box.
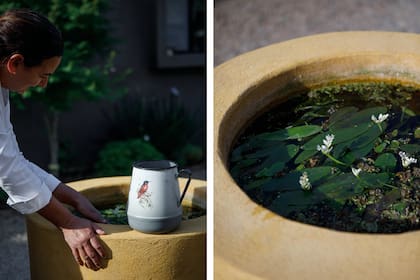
[0,87,60,214]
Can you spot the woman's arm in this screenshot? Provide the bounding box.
[37,195,107,271]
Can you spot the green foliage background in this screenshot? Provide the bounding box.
[0,1,130,176]
[0,0,125,110]
[95,139,165,177]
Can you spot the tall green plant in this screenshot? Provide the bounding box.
[0,1,128,175]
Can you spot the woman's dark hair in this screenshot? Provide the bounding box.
[0,8,63,67]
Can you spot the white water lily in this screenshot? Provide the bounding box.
[299,172,312,190]
[371,113,389,124]
[398,151,417,168]
[351,167,362,177]
[317,134,335,154]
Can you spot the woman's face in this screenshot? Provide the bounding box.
[3,55,61,94]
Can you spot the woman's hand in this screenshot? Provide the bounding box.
[38,195,108,271]
[74,194,108,224]
[60,215,107,271]
[53,183,107,223]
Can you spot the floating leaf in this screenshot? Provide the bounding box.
[261,172,301,192]
[262,166,336,192]
[392,202,407,213]
[303,121,375,153]
[230,138,278,161]
[374,153,397,171]
[286,125,322,139]
[253,144,299,178]
[316,173,359,205]
[230,158,259,178]
[304,166,337,184]
[254,129,288,141]
[294,148,318,164]
[400,144,420,155]
[301,132,328,150]
[255,161,286,178]
[359,172,390,189]
[330,106,387,130]
[374,142,387,153]
[242,178,271,191]
[390,140,400,149]
[268,190,323,215]
[328,106,358,129]
[341,141,376,165]
[330,122,372,142]
[331,122,375,158]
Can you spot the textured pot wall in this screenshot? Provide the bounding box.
[214,32,420,279]
[26,177,206,280]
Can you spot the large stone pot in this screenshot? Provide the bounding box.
[214,32,420,279]
[26,176,206,280]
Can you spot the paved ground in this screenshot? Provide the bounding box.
[215,0,420,66]
[0,207,30,280]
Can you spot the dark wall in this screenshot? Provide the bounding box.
[11,1,206,177]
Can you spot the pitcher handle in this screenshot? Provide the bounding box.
[178,169,192,206]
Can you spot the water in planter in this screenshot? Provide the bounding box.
[91,203,206,225]
[229,82,419,233]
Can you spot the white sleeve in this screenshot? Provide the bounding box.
[26,161,61,192]
[0,131,58,214]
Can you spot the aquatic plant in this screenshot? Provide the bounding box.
[229,82,419,233]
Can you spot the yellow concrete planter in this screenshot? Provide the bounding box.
[26,176,206,280]
[214,32,420,280]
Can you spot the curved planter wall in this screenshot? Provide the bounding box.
[26,176,206,280]
[214,32,420,279]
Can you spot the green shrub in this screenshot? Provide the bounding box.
[103,94,204,165]
[175,144,204,166]
[95,139,164,177]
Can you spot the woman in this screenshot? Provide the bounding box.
[0,9,107,271]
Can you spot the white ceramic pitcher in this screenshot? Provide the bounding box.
[127,160,192,233]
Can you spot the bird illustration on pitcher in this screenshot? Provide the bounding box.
[137,180,152,208]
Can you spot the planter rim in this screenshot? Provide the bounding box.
[215,31,420,279]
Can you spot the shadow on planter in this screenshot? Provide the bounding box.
[26,176,206,280]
